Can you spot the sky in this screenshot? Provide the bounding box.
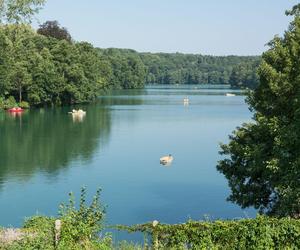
[33,0,299,56]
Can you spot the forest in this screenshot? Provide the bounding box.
[0,20,259,109]
[0,24,148,108]
[141,52,260,87]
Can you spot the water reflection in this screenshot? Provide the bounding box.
[70,112,86,123]
[0,104,111,184]
[71,113,85,122]
[7,111,26,119]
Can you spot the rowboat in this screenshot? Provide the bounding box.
[8,107,24,113]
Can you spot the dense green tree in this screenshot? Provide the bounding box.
[37,20,72,42]
[0,0,45,24]
[8,61,31,102]
[0,24,108,107]
[229,60,259,89]
[0,26,12,96]
[140,52,260,88]
[217,5,300,217]
[98,48,146,89]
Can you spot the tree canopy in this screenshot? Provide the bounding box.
[0,25,149,107]
[0,24,106,106]
[37,20,72,42]
[217,5,300,217]
[0,0,45,24]
[140,52,260,88]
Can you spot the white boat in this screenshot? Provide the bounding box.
[160,154,174,165]
[68,109,86,115]
[68,109,86,122]
[183,97,189,105]
[226,93,236,97]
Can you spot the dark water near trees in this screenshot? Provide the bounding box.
[0,85,255,234]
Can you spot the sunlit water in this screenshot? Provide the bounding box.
[0,85,255,241]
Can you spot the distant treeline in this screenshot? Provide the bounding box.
[100,49,261,89]
[0,21,260,108]
[140,52,261,88]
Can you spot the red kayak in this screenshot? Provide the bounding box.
[8,107,24,112]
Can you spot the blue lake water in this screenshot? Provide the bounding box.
[0,85,255,239]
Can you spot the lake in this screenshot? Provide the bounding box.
[0,85,255,238]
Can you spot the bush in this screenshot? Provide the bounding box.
[5,217,54,250]
[19,101,30,109]
[0,97,4,109]
[119,216,300,249]
[3,96,17,109]
[58,187,105,246]
[3,188,111,250]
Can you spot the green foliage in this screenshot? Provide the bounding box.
[18,100,29,108]
[3,95,16,108]
[58,187,105,246]
[140,52,260,88]
[0,24,107,107]
[5,216,55,250]
[2,188,112,250]
[0,0,46,24]
[119,216,300,249]
[98,48,147,89]
[37,20,72,42]
[217,5,300,217]
[0,97,4,109]
[229,60,260,89]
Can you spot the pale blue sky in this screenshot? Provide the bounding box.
[34,0,299,55]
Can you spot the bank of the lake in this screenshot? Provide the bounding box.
[1,209,300,249]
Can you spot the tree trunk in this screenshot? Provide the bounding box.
[19,84,22,103]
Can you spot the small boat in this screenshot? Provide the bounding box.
[160,154,174,165]
[68,109,86,115]
[183,97,189,105]
[8,107,24,113]
[226,93,236,97]
[69,109,86,122]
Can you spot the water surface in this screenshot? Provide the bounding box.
[0,85,255,236]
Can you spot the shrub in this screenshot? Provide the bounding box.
[119,216,300,249]
[3,96,17,109]
[0,97,5,109]
[19,101,30,109]
[6,217,55,250]
[3,188,111,250]
[57,187,107,248]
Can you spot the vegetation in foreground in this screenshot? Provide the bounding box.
[0,188,143,250]
[1,188,300,250]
